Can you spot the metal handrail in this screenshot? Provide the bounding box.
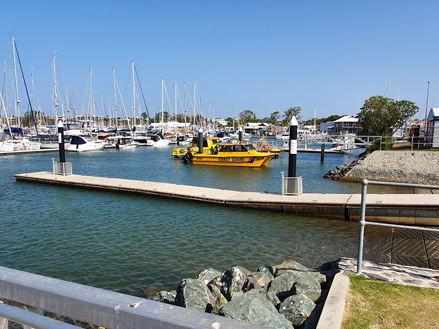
[357,179,439,274]
[0,266,267,329]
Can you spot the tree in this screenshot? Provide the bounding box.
[284,107,301,123]
[239,110,256,124]
[155,111,170,123]
[269,111,280,124]
[357,96,419,136]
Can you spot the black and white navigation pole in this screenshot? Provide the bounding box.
[288,116,298,177]
[58,120,65,163]
[238,127,243,142]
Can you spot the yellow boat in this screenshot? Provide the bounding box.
[173,136,219,159]
[182,142,273,167]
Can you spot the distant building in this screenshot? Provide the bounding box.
[427,108,439,148]
[329,116,359,134]
[214,118,228,126]
[320,122,334,133]
[243,122,270,134]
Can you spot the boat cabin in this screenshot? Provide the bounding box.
[217,143,255,153]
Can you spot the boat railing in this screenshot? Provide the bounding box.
[356,179,439,274]
[0,266,264,329]
[52,158,72,176]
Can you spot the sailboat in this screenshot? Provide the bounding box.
[2,36,41,151]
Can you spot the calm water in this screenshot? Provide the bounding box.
[0,143,361,296]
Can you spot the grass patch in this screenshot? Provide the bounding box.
[342,275,439,329]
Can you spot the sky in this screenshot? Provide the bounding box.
[1,0,438,122]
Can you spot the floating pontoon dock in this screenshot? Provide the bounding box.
[14,171,439,225]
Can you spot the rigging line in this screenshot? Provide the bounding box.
[133,64,150,121]
[13,40,39,137]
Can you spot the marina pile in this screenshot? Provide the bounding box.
[154,259,336,329]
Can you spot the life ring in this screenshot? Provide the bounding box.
[263,144,270,151]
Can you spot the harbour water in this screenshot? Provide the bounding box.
[0,145,361,297]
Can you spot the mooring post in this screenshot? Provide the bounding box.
[238,127,243,142]
[198,129,203,154]
[288,116,298,177]
[321,143,325,163]
[58,120,65,163]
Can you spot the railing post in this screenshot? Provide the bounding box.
[357,179,368,274]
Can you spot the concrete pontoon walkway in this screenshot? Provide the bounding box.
[14,171,439,225]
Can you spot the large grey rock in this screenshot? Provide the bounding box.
[279,293,316,326]
[274,259,309,277]
[265,290,281,309]
[175,278,215,313]
[244,271,272,292]
[207,284,227,314]
[196,268,222,285]
[269,270,324,302]
[293,273,323,302]
[268,271,297,301]
[157,290,176,304]
[212,266,252,301]
[257,265,275,279]
[221,293,293,329]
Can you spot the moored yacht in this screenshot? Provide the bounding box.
[66,135,106,152]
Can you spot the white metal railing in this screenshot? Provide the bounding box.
[52,158,72,176]
[0,266,267,329]
[356,179,439,274]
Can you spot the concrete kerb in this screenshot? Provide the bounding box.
[316,273,350,329]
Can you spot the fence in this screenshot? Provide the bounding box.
[281,172,303,196]
[52,159,72,176]
[0,266,266,329]
[356,179,439,274]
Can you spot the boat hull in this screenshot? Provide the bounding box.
[190,154,272,167]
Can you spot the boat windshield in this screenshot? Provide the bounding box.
[219,144,252,152]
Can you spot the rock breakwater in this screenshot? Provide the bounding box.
[324,151,439,185]
[154,259,338,329]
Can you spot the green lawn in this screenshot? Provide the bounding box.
[342,275,439,329]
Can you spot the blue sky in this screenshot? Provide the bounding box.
[1,1,438,122]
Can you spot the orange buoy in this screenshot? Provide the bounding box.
[263,144,270,151]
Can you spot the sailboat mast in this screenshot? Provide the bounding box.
[161,78,164,131]
[132,61,136,130]
[174,82,177,133]
[0,92,13,137]
[66,91,70,122]
[11,35,20,128]
[89,68,93,132]
[113,67,117,129]
[183,82,186,122]
[193,82,196,127]
[71,82,77,123]
[53,55,58,124]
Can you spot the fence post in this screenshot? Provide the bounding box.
[357,179,368,274]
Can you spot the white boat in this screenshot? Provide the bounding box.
[153,138,170,148]
[132,133,154,146]
[0,138,41,151]
[115,136,138,150]
[66,135,106,152]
